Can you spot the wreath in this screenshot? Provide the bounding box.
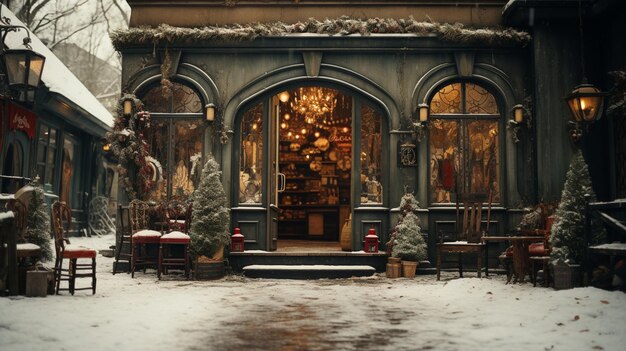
[106,94,157,200]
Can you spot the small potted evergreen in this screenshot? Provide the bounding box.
[189,155,231,279]
[550,150,606,289]
[388,192,427,278]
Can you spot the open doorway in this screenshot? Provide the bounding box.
[274,87,352,251]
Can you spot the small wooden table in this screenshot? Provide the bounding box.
[482,236,544,283]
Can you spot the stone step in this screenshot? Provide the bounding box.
[242,264,376,279]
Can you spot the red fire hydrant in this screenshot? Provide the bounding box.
[230,227,245,252]
[364,227,379,253]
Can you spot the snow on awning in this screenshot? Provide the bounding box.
[1,5,113,128]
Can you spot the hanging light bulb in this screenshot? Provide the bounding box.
[279,91,290,103]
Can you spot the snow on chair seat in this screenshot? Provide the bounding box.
[132,229,162,243]
[160,231,191,244]
[61,245,97,259]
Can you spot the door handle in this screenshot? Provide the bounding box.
[277,173,286,192]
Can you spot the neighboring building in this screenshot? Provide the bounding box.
[112,0,624,261]
[0,5,115,234]
[51,42,121,114]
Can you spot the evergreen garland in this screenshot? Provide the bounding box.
[106,95,154,200]
[550,150,606,264]
[189,155,231,259]
[111,16,531,50]
[25,178,53,261]
[388,192,427,262]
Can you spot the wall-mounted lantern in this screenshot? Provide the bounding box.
[413,103,430,142]
[122,98,133,117]
[507,104,526,143]
[1,9,46,104]
[205,103,216,122]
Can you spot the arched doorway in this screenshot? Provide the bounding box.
[233,84,388,251]
[1,133,29,194]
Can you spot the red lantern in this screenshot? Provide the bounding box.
[231,227,245,252]
[364,228,379,253]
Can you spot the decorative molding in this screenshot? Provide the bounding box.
[302,51,323,77]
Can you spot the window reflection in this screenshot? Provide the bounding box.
[60,138,75,207]
[429,82,500,204]
[240,102,264,204]
[172,120,204,199]
[360,104,383,204]
[142,82,203,113]
[144,119,169,201]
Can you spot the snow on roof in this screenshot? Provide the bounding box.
[1,5,113,128]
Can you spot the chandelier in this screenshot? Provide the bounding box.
[290,87,337,125]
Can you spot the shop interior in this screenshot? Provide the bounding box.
[275,87,352,249]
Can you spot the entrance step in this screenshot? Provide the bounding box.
[230,251,388,273]
[242,264,376,279]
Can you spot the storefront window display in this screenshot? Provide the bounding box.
[429,82,500,204]
[239,102,264,204]
[360,103,383,205]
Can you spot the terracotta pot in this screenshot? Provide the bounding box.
[386,262,401,278]
[401,260,418,278]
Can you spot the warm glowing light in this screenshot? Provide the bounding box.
[301,128,307,135]
[295,135,300,139]
[281,123,288,129]
[314,132,320,138]
[306,155,310,159]
[252,123,258,130]
[279,91,290,103]
[342,127,349,133]
[287,132,293,137]
[284,113,291,120]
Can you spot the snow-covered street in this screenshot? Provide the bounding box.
[1,235,625,351]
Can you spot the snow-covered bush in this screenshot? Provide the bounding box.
[25,177,53,261]
[550,150,606,264]
[189,155,230,259]
[389,193,427,262]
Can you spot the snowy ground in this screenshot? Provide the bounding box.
[1,235,625,351]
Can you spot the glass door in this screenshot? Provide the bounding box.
[267,96,283,251]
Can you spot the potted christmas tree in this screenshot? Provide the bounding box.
[189,155,231,279]
[550,150,606,289]
[388,192,427,278]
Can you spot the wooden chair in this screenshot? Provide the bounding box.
[7,199,42,264]
[528,215,557,286]
[52,201,97,295]
[436,192,492,280]
[112,205,131,275]
[129,199,161,278]
[157,201,191,279]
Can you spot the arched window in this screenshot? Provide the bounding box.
[139,81,205,201]
[429,82,500,204]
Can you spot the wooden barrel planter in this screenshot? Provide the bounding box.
[401,260,418,278]
[386,257,401,278]
[194,260,225,280]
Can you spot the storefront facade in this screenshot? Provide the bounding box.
[115,0,624,261]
